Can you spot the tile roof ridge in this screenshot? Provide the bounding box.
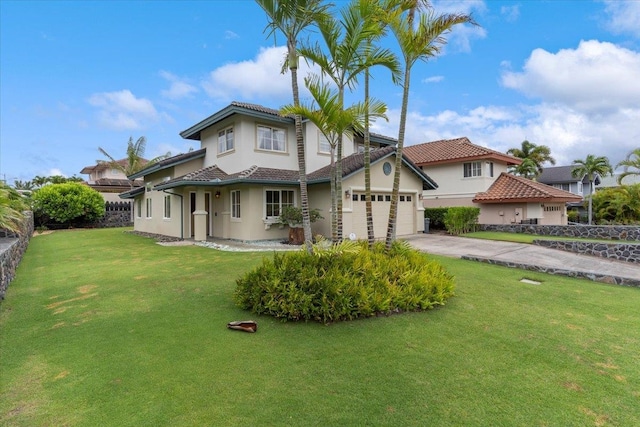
[239,165,259,178]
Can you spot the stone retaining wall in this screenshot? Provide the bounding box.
[480,224,640,241]
[0,212,34,300]
[533,240,640,264]
[462,256,640,288]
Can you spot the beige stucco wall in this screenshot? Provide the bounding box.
[420,162,509,202]
[477,202,568,225]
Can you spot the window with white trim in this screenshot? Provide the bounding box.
[136,198,142,218]
[463,161,482,178]
[218,127,234,154]
[264,189,295,219]
[577,181,583,194]
[231,190,241,219]
[163,195,171,219]
[319,133,331,154]
[258,125,286,152]
[146,198,152,218]
[553,183,571,192]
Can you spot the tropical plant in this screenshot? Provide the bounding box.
[591,184,640,224]
[12,180,34,191]
[281,75,387,241]
[98,136,169,187]
[443,206,480,235]
[384,0,476,249]
[256,0,331,254]
[510,157,539,180]
[616,148,640,185]
[277,205,323,226]
[571,154,613,225]
[32,182,105,225]
[0,183,28,234]
[506,140,556,177]
[298,1,399,241]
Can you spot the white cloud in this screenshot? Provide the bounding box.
[374,102,639,168]
[159,70,198,100]
[48,168,66,177]
[88,90,163,130]
[500,5,520,22]
[201,46,317,102]
[501,40,640,113]
[224,30,239,40]
[602,0,640,37]
[431,0,487,53]
[423,76,444,84]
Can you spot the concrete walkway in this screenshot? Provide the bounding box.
[404,234,640,287]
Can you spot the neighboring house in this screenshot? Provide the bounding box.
[537,165,601,209]
[120,102,436,241]
[598,173,640,189]
[473,173,582,225]
[81,159,144,203]
[404,137,580,225]
[404,137,522,207]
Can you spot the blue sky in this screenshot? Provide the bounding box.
[1,0,639,183]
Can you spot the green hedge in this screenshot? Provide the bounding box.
[234,240,455,323]
[424,208,448,230]
[444,207,480,235]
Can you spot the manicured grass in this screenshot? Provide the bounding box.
[462,231,614,244]
[1,228,639,426]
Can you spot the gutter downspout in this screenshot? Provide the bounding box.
[162,190,184,240]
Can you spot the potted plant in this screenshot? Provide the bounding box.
[278,206,323,244]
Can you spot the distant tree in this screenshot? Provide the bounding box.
[98,136,169,187]
[32,175,49,188]
[616,148,640,185]
[572,154,613,225]
[510,158,539,180]
[0,183,28,234]
[13,180,34,191]
[507,140,555,177]
[32,183,105,225]
[48,175,84,184]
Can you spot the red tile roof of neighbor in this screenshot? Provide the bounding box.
[473,173,584,204]
[404,137,522,166]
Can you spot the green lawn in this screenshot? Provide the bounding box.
[1,228,639,426]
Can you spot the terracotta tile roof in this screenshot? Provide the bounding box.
[93,178,137,186]
[404,137,522,166]
[473,172,584,203]
[229,101,285,117]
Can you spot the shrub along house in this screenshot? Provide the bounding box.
[404,137,581,225]
[120,102,436,242]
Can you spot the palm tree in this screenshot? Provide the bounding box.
[616,148,640,185]
[506,140,555,177]
[511,158,539,180]
[13,180,34,191]
[281,74,387,241]
[384,0,475,249]
[256,0,331,254]
[299,1,399,240]
[31,175,50,189]
[572,154,613,225]
[98,136,169,187]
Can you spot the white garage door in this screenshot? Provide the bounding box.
[350,192,416,239]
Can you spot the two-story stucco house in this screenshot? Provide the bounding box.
[120,102,436,242]
[404,137,582,225]
[81,159,144,203]
[537,165,601,209]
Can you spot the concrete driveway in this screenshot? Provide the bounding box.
[404,233,640,287]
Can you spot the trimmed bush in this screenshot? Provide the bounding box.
[32,183,105,226]
[234,240,455,323]
[424,208,448,230]
[444,207,480,235]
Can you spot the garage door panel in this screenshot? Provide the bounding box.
[350,192,415,239]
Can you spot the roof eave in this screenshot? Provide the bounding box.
[128,150,206,180]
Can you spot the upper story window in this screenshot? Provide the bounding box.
[577,181,583,195]
[554,183,571,192]
[257,125,286,152]
[110,168,120,176]
[463,161,482,178]
[218,127,234,154]
[319,133,331,154]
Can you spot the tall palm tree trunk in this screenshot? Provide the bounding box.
[364,69,375,246]
[289,54,313,254]
[385,66,411,250]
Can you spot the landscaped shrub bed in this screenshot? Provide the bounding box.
[234,240,455,323]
